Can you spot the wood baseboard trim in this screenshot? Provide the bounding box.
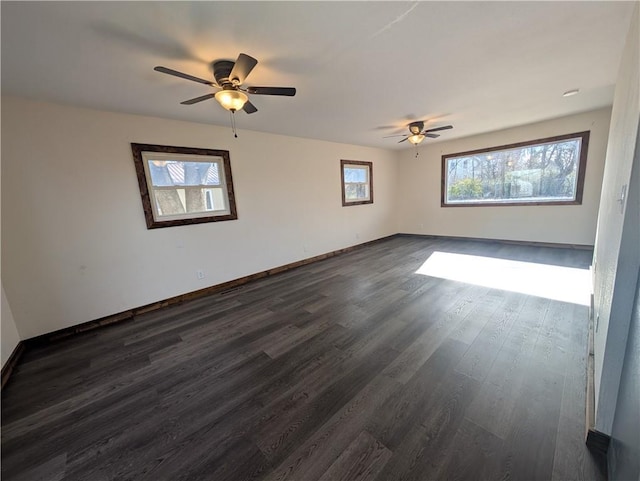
[25,234,398,347]
[1,342,26,389]
[586,429,611,455]
[397,233,594,250]
[8,232,591,387]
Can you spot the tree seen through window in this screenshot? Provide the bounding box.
[442,132,589,206]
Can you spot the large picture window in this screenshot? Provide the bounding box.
[131,144,238,228]
[341,160,373,206]
[441,131,589,207]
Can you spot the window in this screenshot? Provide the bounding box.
[441,131,589,207]
[131,143,238,228]
[341,160,373,206]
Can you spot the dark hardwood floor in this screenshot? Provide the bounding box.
[1,236,606,480]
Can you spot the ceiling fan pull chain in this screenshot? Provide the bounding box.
[230,111,239,138]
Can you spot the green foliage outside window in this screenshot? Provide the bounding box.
[448,178,483,200]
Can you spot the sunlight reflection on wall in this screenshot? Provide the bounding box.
[415,251,590,306]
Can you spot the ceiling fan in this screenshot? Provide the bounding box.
[385,121,453,145]
[154,53,296,115]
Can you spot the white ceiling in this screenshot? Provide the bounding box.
[1,1,634,149]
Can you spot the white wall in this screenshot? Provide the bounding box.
[1,284,21,367]
[396,108,612,245]
[592,4,640,435]
[1,96,398,339]
[608,270,640,480]
[1,132,22,367]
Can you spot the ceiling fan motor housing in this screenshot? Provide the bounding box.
[213,60,237,87]
[409,121,424,135]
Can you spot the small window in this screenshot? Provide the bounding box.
[341,160,373,206]
[442,131,589,207]
[131,144,238,228]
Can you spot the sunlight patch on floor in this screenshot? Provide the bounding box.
[415,251,590,306]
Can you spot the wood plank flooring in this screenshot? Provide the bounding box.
[1,237,606,480]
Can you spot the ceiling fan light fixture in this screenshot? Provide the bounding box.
[215,89,248,111]
[408,134,425,145]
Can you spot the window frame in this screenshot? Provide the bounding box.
[131,143,238,229]
[341,159,373,206]
[441,131,590,208]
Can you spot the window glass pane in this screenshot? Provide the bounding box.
[443,135,586,206]
[154,188,185,216]
[205,190,213,210]
[205,188,226,211]
[147,160,221,187]
[345,183,369,200]
[204,163,221,186]
[153,186,226,216]
[344,167,367,183]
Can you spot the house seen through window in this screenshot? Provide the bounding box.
[147,159,227,216]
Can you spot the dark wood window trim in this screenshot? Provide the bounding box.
[341,159,373,206]
[131,143,238,229]
[441,131,590,207]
